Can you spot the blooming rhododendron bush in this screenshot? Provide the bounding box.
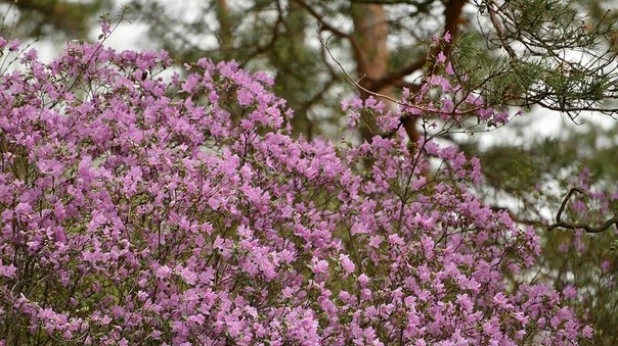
[0,37,591,345]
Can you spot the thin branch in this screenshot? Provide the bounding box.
[556,188,584,224]
[549,214,618,234]
[350,0,431,4]
[486,0,518,59]
[238,0,286,67]
[548,188,618,233]
[537,101,618,115]
[292,0,364,66]
[367,58,427,92]
[318,34,481,115]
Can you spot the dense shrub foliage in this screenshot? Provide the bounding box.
[0,37,591,345]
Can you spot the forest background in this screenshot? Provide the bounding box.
[2,0,618,344]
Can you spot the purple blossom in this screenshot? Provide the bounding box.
[437,51,447,64]
[0,38,591,346]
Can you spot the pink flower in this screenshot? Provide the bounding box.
[339,254,356,274]
[0,264,17,278]
[358,273,370,287]
[156,265,172,279]
[311,258,329,275]
[0,38,591,346]
[582,325,593,338]
[179,267,198,285]
[562,285,577,300]
[444,31,452,43]
[437,51,447,64]
[602,260,611,273]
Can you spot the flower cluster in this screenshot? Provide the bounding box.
[0,38,589,345]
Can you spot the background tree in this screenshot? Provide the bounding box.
[0,0,112,40]
[129,0,618,137]
[3,0,618,343]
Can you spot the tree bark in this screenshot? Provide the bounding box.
[351,2,395,143]
[283,0,312,138]
[216,0,234,58]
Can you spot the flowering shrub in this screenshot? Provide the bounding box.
[0,37,591,345]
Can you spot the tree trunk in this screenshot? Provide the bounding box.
[283,0,312,138]
[351,3,396,143]
[216,0,233,58]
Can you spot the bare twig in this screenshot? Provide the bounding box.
[548,188,618,233]
[486,0,518,59]
[292,0,364,66]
